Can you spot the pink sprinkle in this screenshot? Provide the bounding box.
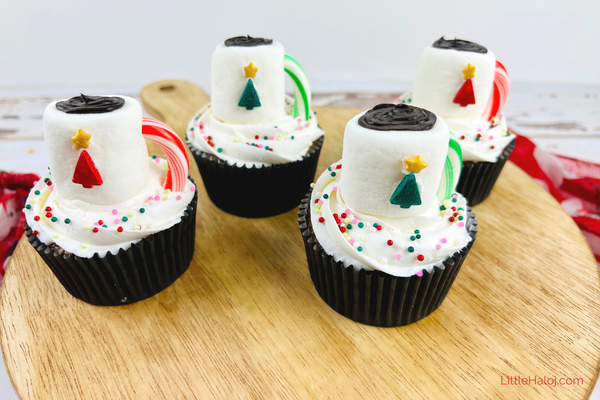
[332,186,338,192]
[111,209,118,215]
[49,186,54,191]
[417,271,423,277]
[352,219,358,224]
[148,196,153,201]
[436,244,441,250]
[489,135,494,140]
[299,126,304,131]
[297,118,302,123]
[477,129,482,132]
[114,219,120,224]
[176,195,182,200]
[94,222,99,226]
[395,253,401,260]
[269,135,275,140]
[33,181,38,185]
[154,195,160,201]
[258,144,264,148]
[349,239,355,245]
[441,238,447,244]
[304,123,309,128]
[191,186,196,192]
[345,209,351,215]
[155,158,160,163]
[318,200,324,205]
[458,222,465,227]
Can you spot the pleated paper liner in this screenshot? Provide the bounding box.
[25,183,198,306]
[187,135,324,218]
[456,138,516,207]
[298,193,478,327]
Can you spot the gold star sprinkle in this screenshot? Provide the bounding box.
[462,63,476,80]
[405,155,428,173]
[244,62,258,79]
[71,129,91,150]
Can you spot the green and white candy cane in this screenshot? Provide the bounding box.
[284,54,311,121]
[436,132,463,202]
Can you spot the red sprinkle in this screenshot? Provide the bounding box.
[453,212,459,217]
[490,145,495,150]
[336,164,342,170]
[451,207,456,211]
[333,214,338,219]
[117,226,124,232]
[207,136,213,141]
[476,133,482,138]
[339,226,346,233]
[449,217,455,222]
[45,206,52,212]
[255,135,259,140]
[269,148,273,152]
[376,225,383,231]
[32,230,39,235]
[417,254,425,262]
[314,199,319,204]
[46,180,52,186]
[98,220,104,225]
[460,135,465,140]
[93,227,99,233]
[318,217,325,223]
[341,213,347,218]
[334,218,341,224]
[387,240,393,246]
[34,216,40,221]
[45,212,52,218]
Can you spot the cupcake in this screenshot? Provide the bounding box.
[187,35,324,218]
[397,37,515,206]
[23,94,197,306]
[298,104,478,327]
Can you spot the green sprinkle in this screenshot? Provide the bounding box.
[291,136,295,140]
[475,137,480,142]
[346,224,352,229]
[264,136,268,140]
[458,216,464,221]
[152,155,157,159]
[139,208,145,213]
[440,205,446,211]
[458,207,464,211]
[328,166,332,171]
[64,218,71,224]
[330,172,336,177]
[323,194,329,199]
[122,216,128,222]
[373,223,378,228]
[25,204,32,210]
[34,190,40,195]
[265,146,269,151]
[357,246,363,252]
[410,236,416,241]
[414,229,420,234]
[102,225,107,228]
[358,222,364,228]
[217,148,223,153]
[452,198,457,203]
[402,100,406,103]
[416,234,421,239]
[44,178,49,182]
[408,98,412,103]
[408,246,415,253]
[51,217,57,222]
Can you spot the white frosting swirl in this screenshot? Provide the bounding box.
[310,161,472,278]
[23,157,196,258]
[187,98,324,168]
[396,94,515,162]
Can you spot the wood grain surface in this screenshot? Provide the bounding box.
[2,80,600,400]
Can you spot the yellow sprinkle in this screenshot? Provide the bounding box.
[233,138,239,143]
[310,183,315,188]
[134,225,141,230]
[359,236,365,241]
[163,196,169,201]
[344,218,351,224]
[29,198,37,204]
[82,243,88,249]
[39,195,46,201]
[162,161,168,170]
[127,212,134,218]
[165,189,171,194]
[84,225,91,230]
[53,233,60,239]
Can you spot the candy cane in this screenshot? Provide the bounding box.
[482,60,510,122]
[437,133,463,202]
[284,54,311,121]
[141,117,189,192]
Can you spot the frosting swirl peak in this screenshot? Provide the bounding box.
[358,104,436,131]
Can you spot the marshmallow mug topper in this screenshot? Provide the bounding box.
[412,37,509,121]
[44,94,188,205]
[211,35,312,125]
[341,104,462,218]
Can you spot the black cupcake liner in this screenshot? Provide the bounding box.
[187,135,324,218]
[298,192,478,327]
[25,182,198,306]
[456,138,516,207]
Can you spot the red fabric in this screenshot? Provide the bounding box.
[0,172,39,285]
[509,134,600,265]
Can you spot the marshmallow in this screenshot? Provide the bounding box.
[412,45,496,119]
[43,96,149,205]
[211,41,285,124]
[340,109,450,218]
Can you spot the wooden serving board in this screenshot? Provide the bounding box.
[2,80,600,400]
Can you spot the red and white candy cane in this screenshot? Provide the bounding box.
[482,60,510,122]
[141,117,189,192]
